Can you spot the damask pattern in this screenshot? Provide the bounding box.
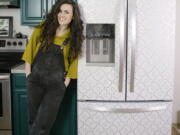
[78,102,172,135]
[77,0,175,134]
[78,0,175,101]
[126,0,175,100]
[78,0,126,100]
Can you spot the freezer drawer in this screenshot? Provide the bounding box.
[78,102,172,135]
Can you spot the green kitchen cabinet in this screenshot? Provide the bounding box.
[20,0,47,26]
[20,0,77,26]
[10,0,20,7]
[50,80,77,135]
[11,73,77,135]
[11,74,28,135]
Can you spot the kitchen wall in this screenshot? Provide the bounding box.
[0,2,180,123]
[0,9,33,37]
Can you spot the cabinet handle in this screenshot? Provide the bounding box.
[85,105,166,113]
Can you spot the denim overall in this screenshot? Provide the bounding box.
[27,41,68,135]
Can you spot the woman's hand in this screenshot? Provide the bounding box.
[25,62,31,77]
[64,77,71,88]
[26,72,31,77]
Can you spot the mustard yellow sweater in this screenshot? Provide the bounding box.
[22,27,78,79]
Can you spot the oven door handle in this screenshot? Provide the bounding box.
[0,75,10,80]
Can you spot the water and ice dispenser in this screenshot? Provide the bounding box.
[86,24,115,66]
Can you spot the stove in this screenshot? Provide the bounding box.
[0,38,27,71]
[0,38,27,135]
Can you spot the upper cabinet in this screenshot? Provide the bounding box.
[20,0,76,26]
[21,0,49,26]
[10,0,20,7]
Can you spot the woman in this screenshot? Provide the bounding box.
[22,0,84,134]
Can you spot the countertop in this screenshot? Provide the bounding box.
[11,64,25,73]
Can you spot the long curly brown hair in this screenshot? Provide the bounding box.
[38,0,84,59]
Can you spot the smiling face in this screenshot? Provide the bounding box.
[57,3,73,27]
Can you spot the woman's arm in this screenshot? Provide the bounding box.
[25,62,31,77]
[65,57,78,87]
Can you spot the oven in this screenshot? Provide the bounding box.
[0,73,11,135]
[0,38,27,135]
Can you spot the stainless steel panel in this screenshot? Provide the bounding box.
[0,38,27,52]
[86,24,115,65]
[0,75,9,80]
[0,74,11,130]
[86,38,115,65]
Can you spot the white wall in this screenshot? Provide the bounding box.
[0,9,33,37]
[0,3,180,123]
[172,0,180,124]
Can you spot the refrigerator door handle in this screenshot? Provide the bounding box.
[128,0,137,92]
[86,105,166,113]
[118,0,127,92]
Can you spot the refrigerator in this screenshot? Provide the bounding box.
[77,0,176,134]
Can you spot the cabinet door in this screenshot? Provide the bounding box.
[50,80,77,135]
[21,0,77,26]
[126,0,175,100]
[21,0,46,26]
[11,74,28,135]
[12,74,77,135]
[12,90,28,135]
[10,0,19,7]
[77,0,126,101]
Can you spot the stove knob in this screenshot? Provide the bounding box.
[7,41,11,46]
[18,41,23,46]
[13,42,17,46]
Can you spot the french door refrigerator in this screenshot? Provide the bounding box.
[77,0,176,134]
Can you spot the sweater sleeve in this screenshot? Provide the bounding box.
[66,57,78,79]
[21,27,41,64]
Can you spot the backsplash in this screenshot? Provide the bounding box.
[0,9,33,38]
